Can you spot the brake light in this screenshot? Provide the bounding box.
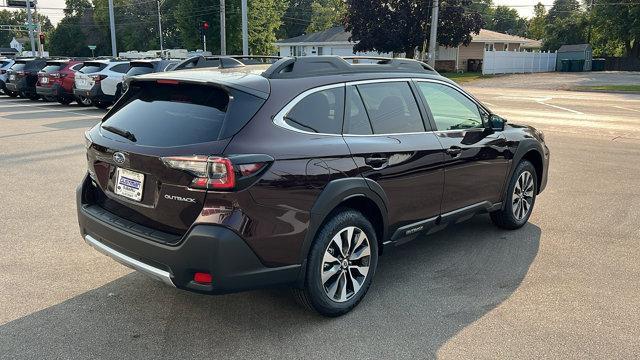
[161,155,236,190]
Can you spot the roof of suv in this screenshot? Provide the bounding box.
[133,56,448,99]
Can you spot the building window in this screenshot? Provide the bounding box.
[289,46,303,56]
[484,43,494,51]
[317,46,323,56]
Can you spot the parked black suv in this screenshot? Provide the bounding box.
[77,56,549,316]
[5,58,47,100]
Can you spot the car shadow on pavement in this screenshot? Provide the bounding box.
[0,215,540,360]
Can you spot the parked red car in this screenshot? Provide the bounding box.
[36,59,91,106]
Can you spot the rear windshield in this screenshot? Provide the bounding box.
[126,64,154,76]
[102,82,265,146]
[42,63,64,73]
[11,63,25,71]
[0,61,11,67]
[79,63,107,73]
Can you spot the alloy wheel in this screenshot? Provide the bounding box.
[321,226,371,303]
[512,170,535,220]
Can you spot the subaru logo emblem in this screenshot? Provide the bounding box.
[113,152,126,164]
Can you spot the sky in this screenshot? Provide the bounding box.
[35,0,541,27]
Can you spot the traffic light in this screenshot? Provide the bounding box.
[202,21,209,31]
[39,32,45,45]
[198,21,209,40]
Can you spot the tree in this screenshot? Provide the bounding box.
[249,0,288,54]
[486,6,527,37]
[345,0,484,58]
[306,0,347,33]
[278,0,313,39]
[542,0,586,51]
[591,0,640,58]
[527,2,546,40]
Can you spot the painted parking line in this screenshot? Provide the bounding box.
[537,101,584,115]
[613,105,640,113]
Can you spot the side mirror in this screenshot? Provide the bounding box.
[487,114,506,131]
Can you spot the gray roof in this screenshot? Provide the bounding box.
[558,44,591,53]
[277,27,351,44]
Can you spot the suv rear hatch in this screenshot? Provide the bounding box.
[84,76,268,237]
[75,62,107,90]
[38,61,67,86]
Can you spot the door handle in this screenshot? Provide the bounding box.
[365,156,389,169]
[446,146,463,157]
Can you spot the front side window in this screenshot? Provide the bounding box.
[417,82,483,131]
[283,86,344,134]
[356,81,424,134]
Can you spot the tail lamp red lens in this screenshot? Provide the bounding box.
[193,272,212,285]
[161,155,236,190]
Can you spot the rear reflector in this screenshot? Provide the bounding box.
[193,272,212,285]
[157,79,179,85]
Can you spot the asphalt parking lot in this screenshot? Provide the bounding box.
[1,74,639,359]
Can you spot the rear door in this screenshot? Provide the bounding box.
[342,80,445,233]
[414,80,510,213]
[86,80,265,235]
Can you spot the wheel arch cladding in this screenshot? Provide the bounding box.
[302,178,389,264]
[510,140,544,193]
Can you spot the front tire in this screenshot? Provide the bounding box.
[93,101,110,109]
[490,160,537,229]
[76,96,92,106]
[6,90,18,98]
[293,209,378,317]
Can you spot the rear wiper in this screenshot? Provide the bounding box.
[102,125,137,142]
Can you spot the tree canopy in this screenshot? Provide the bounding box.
[345,0,483,58]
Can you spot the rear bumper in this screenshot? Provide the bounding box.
[76,174,300,294]
[74,84,114,103]
[5,80,27,93]
[36,84,63,97]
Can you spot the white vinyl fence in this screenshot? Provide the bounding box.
[482,50,557,75]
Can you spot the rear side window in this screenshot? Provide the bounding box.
[126,64,154,76]
[356,82,424,134]
[283,87,344,134]
[79,63,107,73]
[102,82,264,146]
[110,63,130,73]
[344,86,372,135]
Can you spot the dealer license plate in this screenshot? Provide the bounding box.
[41,77,49,84]
[114,168,144,202]
[9,74,15,80]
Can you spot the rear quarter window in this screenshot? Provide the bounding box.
[282,87,345,134]
[110,64,130,73]
[126,65,154,76]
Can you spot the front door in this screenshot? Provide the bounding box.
[414,80,510,213]
[342,81,445,232]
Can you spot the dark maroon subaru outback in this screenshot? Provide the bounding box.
[77,56,549,316]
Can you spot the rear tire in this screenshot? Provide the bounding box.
[28,94,40,101]
[76,96,92,106]
[58,97,73,105]
[6,90,18,98]
[293,208,378,317]
[490,160,537,230]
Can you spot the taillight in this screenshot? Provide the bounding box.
[50,72,65,78]
[161,156,236,190]
[90,74,107,82]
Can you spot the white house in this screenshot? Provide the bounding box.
[275,27,541,72]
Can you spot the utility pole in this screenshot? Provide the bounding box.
[427,0,439,67]
[157,0,164,55]
[25,0,36,55]
[241,0,248,55]
[33,1,43,57]
[220,0,226,55]
[108,0,117,57]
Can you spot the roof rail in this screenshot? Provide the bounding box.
[262,56,438,79]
